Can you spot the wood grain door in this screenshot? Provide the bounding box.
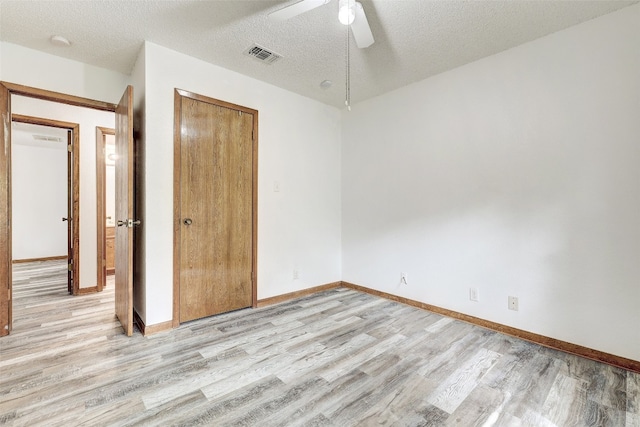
[66,130,73,294]
[0,83,11,336]
[176,92,256,323]
[65,123,80,296]
[115,85,134,336]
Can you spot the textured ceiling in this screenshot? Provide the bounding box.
[0,0,636,108]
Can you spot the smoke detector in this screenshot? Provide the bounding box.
[50,35,72,47]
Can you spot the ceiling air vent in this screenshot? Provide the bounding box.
[33,135,63,142]
[244,44,282,65]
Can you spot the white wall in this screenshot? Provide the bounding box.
[1,43,129,289]
[140,42,342,325]
[342,5,640,361]
[11,141,67,259]
[1,42,129,104]
[11,97,116,288]
[105,165,115,226]
[105,135,115,227]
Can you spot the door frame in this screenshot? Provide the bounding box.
[172,88,258,328]
[0,81,116,336]
[11,114,80,295]
[96,126,115,292]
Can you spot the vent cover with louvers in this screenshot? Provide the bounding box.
[33,135,63,142]
[244,44,282,65]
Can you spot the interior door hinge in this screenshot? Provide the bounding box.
[67,144,72,153]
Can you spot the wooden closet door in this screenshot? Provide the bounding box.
[179,96,254,323]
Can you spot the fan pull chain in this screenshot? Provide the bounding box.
[345,24,351,111]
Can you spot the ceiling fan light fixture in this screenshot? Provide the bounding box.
[338,0,356,25]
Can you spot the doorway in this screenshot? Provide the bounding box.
[96,127,116,291]
[11,115,80,295]
[173,89,258,325]
[0,82,135,337]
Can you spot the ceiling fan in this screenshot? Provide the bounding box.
[269,0,375,48]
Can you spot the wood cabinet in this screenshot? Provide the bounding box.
[106,226,115,275]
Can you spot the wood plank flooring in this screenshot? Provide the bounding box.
[1,260,638,426]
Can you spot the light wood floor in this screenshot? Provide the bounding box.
[1,260,638,426]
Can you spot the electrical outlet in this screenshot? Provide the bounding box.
[469,287,479,302]
[508,296,519,311]
[400,272,408,285]
[293,268,299,280]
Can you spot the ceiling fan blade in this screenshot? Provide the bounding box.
[351,2,374,48]
[269,0,330,21]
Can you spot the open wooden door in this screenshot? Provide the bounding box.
[65,130,73,294]
[0,83,11,336]
[115,85,135,336]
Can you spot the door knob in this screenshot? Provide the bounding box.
[183,218,193,225]
[117,219,141,227]
[62,217,69,222]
